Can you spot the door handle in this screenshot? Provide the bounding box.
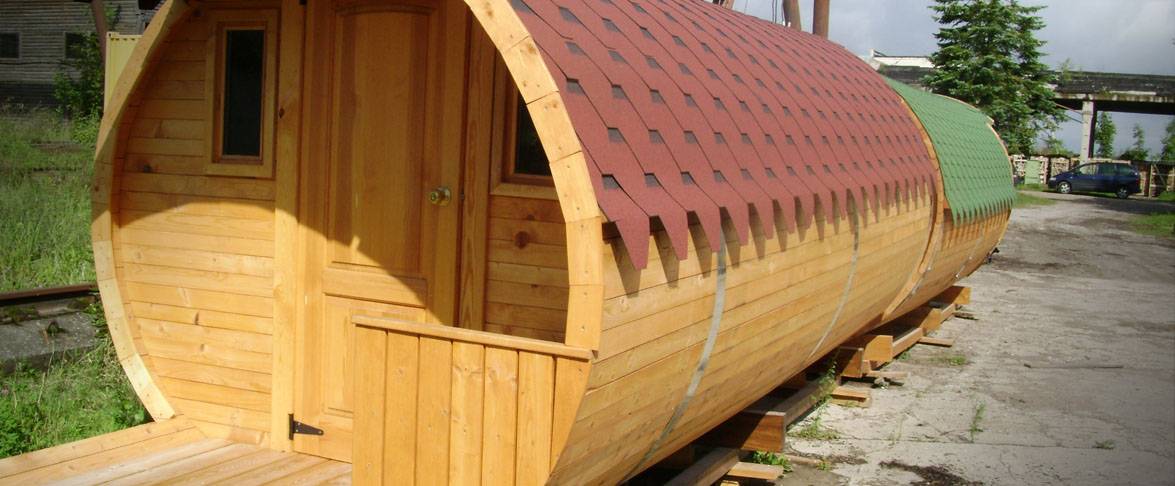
[427,186,452,206]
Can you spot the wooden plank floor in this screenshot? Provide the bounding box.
[0,418,350,485]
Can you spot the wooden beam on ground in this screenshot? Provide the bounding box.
[664,448,740,486]
[918,336,956,347]
[727,461,785,480]
[831,386,871,407]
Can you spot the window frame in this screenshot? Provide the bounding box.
[0,33,18,59]
[489,58,556,200]
[203,9,278,178]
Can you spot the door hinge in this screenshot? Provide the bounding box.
[288,413,325,440]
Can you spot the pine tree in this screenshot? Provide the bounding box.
[1161,118,1175,162]
[1093,112,1116,158]
[924,0,1062,154]
[1118,124,1149,161]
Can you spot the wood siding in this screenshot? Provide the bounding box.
[111,5,278,446]
[483,195,569,343]
[549,194,934,483]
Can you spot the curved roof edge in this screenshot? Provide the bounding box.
[884,78,1015,220]
[513,0,938,268]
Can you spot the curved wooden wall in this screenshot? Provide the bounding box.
[90,0,1009,483]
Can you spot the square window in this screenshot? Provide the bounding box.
[0,33,18,59]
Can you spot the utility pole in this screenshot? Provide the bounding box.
[782,0,802,30]
[812,0,830,38]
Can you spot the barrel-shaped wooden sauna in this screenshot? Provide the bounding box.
[89,0,1011,483]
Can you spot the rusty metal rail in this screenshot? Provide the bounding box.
[0,283,97,306]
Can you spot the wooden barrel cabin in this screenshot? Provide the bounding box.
[78,0,1011,483]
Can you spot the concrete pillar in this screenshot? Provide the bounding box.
[1079,100,1095,162]
[812,0,830,38]
[783,0,802,30]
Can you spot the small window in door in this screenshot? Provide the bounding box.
[489,60,555,198]
[204,9,278,178]
[0,33,18,59]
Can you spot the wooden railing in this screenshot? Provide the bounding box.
[351,315,591,485]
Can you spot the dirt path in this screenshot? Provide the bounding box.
[787,192,1175,485]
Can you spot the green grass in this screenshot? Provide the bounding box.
[1155,192,1175,202]
[1130,211,1175,238]
[1013,191,1057,208]
[0,109,146,459]
[0,110,98,291]
[0,304,149,458]
[1019,183,1047,192]
[748,451,794,473]
[789,413,840,440]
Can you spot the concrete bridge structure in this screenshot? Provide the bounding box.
[874,57,1175,161]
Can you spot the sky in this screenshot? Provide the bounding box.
[731,0,1175,156]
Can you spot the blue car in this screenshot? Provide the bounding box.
[1048,162,1141,199]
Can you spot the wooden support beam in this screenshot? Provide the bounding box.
[665,448,740,486]
[932,285,971,306]
[697,397,787,453]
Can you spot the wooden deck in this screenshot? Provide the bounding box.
[0,418,350,485]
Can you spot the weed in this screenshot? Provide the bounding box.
[748,451,793,473]
[1094,440,1116,450]
[817,460,832,471]
[790,413,840,441]
[897,349,911,361]
[1013,192,1057,208]
[969,402,986,442]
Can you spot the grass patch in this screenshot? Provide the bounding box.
[1019,183,1047,192]
[1013,191,1057,209]
[1130,211,1175,238]
[0,110,97,291]
[0,304,149,458]
[1155,192,1175,202]
[0,109,146,458]
[1093,440,1116,450]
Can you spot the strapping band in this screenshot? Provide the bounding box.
[806,199,861,362]
[625,238,728,479]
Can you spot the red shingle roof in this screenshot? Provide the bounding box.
[515,0,936,268]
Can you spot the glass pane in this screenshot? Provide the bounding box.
[1097,164,1118,175]
[1077,164,1096,175]
[513,97,551,177]
[221,29,264,158]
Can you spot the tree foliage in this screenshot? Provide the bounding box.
[923,0,1063,154]
[1162,118,1175,162]
[1093,112,1115,158]
[1118,124,1149,161]
[53,6,119,119]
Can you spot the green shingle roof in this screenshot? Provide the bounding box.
[885,79,1015,221]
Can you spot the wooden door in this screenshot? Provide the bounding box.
[294,0,467,461]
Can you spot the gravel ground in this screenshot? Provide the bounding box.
[786,191,1175,486]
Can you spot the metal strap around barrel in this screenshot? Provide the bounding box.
[805,198,861,362]
[625,237,728,479]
